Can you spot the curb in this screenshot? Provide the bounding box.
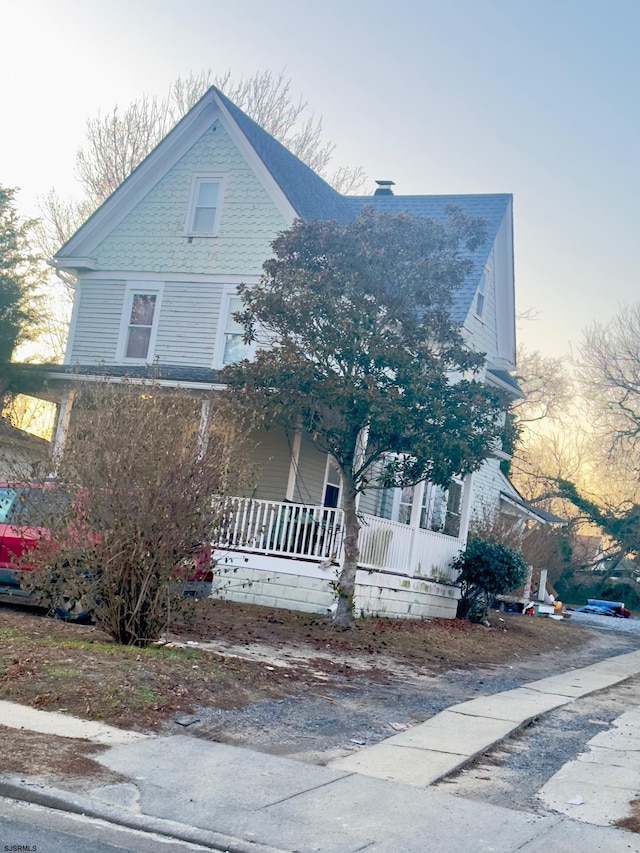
[0,777,290,853]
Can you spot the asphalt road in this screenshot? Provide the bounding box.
[0,797,215,853]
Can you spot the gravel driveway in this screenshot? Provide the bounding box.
[172,613,640,768]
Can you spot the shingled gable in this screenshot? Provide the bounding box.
[53,86,513,345]
[53,86,350,268]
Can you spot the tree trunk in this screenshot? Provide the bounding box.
[332,479,360,629]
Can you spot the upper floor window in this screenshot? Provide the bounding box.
[221,295,255,366]
[118,286,162,362]
[186,174,224,235]
[475,270,487,318]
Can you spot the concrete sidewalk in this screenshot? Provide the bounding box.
[329,649,640,787]
[1,650,640,851]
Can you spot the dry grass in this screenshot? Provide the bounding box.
[0,599,592,732]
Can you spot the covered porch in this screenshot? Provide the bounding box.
[32,366,470,619]
[212,491,468,619]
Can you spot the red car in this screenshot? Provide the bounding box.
[0,482,213,619]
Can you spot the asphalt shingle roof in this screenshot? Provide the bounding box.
[345,194,511,323]
[215,87,351,223]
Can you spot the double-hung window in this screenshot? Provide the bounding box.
[219,295,256,366]
[186,174,224,235]
[119,286,162,362]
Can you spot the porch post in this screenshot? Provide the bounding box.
[52,389,75,467]
[353,425,369,511]
[458,473,475,544]
[406,480,426,575]
[197,398,212,459]
[285,431,302,501]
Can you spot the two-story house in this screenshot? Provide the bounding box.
[40,86,525,619]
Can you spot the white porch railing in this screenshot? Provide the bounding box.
[215,497,344,560]
[358,514,463,581]
[214,497,464,580]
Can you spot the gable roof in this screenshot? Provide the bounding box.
[53,87,511,326]
[214,88,350,223]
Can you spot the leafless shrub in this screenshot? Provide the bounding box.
[470,510,576,586]
[24,380,251,646]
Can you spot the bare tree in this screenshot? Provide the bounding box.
[576,304,640,464]
[513,347,573,427]
[505,347,582,516]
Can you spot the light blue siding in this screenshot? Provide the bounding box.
[93,122,288,275]
[69,281,125,363]
[154,281,221,366]
[68,120,290,368]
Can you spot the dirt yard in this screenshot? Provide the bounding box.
[1,599,637,782]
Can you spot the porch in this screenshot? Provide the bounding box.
[212,496,465,619]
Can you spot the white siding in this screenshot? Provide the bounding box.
[462,245,499,361]
[469,457,504,525]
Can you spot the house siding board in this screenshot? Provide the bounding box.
[292,436,327,505]
[245,429,293,502]
[359,464,383,516]
[154,281,221,366]
[492,206,516,367]
[92,122,288,276]
[68,281,125,363]
[462,246,499,361]
[469,458,504,523]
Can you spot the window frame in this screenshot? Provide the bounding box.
[184,173,225,237]
[475,269,487,318]
[322,456,343,509]
[116,284,163,363]
[214,290,257,369]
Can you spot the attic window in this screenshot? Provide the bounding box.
[476,269,487,318]
[186,174,224,235]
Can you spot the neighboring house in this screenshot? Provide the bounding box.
[37,86,531,619]
[0,421,49,480]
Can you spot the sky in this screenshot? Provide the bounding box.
[2,0,638,360]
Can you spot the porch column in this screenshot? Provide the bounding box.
[197,398,212,459]
[458,473,475,544]
[52,389,75,467]
[406,480,426,575]
[353,425,370,511]
[285,431,302,501]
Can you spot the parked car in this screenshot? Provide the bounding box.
[0,482,214,620]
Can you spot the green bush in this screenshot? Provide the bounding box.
[452,536,528,623]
